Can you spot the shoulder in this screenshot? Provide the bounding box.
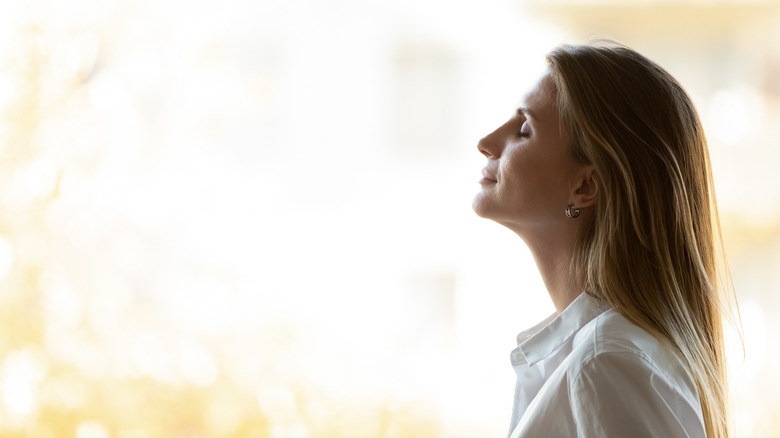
[568,309,697,397]
[562,310,706,437]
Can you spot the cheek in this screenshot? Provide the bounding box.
[500,152,533,192]
[500,149,525,182]
[501,151,564,207]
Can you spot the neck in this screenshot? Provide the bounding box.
[517,226,584,314]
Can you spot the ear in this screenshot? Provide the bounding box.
[570,165,598,208]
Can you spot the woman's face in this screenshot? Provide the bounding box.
[472,71,583,234]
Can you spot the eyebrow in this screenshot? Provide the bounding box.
[516,107,536,120]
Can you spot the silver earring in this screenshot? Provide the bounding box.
[565,204,580,218]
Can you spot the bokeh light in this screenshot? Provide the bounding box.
[0,0,778,437]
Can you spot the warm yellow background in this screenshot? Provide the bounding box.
[0,0,777,437]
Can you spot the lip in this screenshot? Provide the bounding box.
[480,169,497,183]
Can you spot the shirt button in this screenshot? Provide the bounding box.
[524,371,534,379]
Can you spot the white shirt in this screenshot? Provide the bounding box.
[507,293,706,438]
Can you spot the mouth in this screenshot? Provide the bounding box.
[480,169,497,184]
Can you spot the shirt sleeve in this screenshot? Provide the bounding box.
[568,351,706,438]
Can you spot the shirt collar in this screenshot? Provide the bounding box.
[515,292,611,366]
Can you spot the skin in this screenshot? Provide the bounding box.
[472,70,598,313]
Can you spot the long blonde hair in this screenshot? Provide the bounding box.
[546,41,736,437]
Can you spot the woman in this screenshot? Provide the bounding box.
[472,41,736,437]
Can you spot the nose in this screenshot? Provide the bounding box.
[477,132,501,158]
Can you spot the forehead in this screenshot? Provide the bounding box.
[518,71,558,121]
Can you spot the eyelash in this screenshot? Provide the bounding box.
[516,121,530,138]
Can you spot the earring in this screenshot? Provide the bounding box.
[565,204,580,218]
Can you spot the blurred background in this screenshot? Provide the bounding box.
[0,0,778,436]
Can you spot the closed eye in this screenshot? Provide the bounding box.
[516,121,531,138]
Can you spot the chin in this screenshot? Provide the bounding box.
[471,195,490,218]
[472,200,503,223]
[472,199,523,232]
